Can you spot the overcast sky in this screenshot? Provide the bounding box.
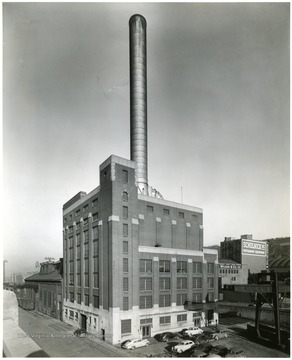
[3,2,290,274]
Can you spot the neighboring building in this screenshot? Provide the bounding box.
[269,255,290,281]
[266,237,290,261]
[25,259,63,320]
[62,155,219,344]
[218,259,248,289]
[220,235,268,274]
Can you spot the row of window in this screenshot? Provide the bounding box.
[137,260,215,274]
[133,277,214,291]
[67,227,99,247]
[64,309,98,330]
[219,268,239,274]
[67,241,99,259]
[64,199,99,224]
[67,272,99,288]
[67,215,99,233]
[146,206,198,221]
[121,312,196,334]
[68,293,99,307]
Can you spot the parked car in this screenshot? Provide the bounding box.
[225,346,246,357]
[209,345,229,357]
[191,349,208,358]
[193,333,213,345]
[211,330,228,340]
[122,338,150,350]
[172,340,195,354]
[74,328,86,337]
[196,344,214,354]
[184,327,204,336]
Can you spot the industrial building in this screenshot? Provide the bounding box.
[220,235,268,274]
[25,259,63,319]
[62,14,219,345]
[218,259,248,289]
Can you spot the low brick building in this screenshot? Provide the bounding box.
[25,259,63,320]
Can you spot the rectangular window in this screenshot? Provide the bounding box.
[159,294,171,307]
[140,277,152,291]
[77,275,81,287]
[123,297,129,311]
[84,274,89,287]
[93,273,99,288]
[69,226,73,233]
[83,204,89,212]
[177,277,187,290]
[178,212,184,219]
[69,237,73,247]
[207,277,214,289]
[123,224,128,237]
[76,222,81,230]
[140,318,153,325]
[177,293,187,306]
[123,206,128,219]
[47,292,51,307]
[193,293,202,303]
[93,227,98,240]
[77,293,81,304]
[159,277,171,290]
[159,260,170,273]
[122,170,128,183]
[123,241,128,254]
[77,259,81,273]
[93,241,98,256]
[139,295,152,309]
[93,212,98,221]
[69,292,74,302]
[207,292,214,302]
[207,263,215,274]
[93,296,99,308]
[177,314,187,322]
[39,290,42,301]
[140,259,152,273]
[122,191,128,202]
[92,198,98,207]
[69,248,74,259]
[93,257,98,272]
[121,319,131,334]
[160,316,171,325]
[163,208,170,216]
[123,277,129,292]
[76,233,81,245]
[84,230,89,242]
[84,243,89,258]
[76,246,81,259]
[147,205,154,213]
[69,310,74,319]
[84,294,89,306]
[193,262,202,274]
[83,218,88,226]
[123,258,128,273]
[193,277,202,289]
[75,209,80,217]
[177,261,187,274]
[69,261,74,274]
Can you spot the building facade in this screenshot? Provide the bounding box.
[25,259,63,320]
[220,235,268,274]
[218,259,248,289]
[62,155,219,345]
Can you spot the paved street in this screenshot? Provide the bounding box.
[18,309,289,358]
[18,308,128,357]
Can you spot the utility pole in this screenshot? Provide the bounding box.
[3,260,8,284]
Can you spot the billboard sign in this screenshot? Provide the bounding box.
[242,240,266,256]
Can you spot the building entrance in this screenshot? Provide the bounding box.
[81,314,87,330]
[141,325,151,338]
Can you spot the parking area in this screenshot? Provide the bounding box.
[119,324,290,358]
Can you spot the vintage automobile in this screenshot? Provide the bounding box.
[191,349,208,358]
[211,330,228,340]
[184,327,204,336]
[209,345,229,357]
[122,338,150,350]
[74,328,87,337]
[225,346,246,357]
[172,340,195,354]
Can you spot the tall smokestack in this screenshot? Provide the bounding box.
[129,14,148,195]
